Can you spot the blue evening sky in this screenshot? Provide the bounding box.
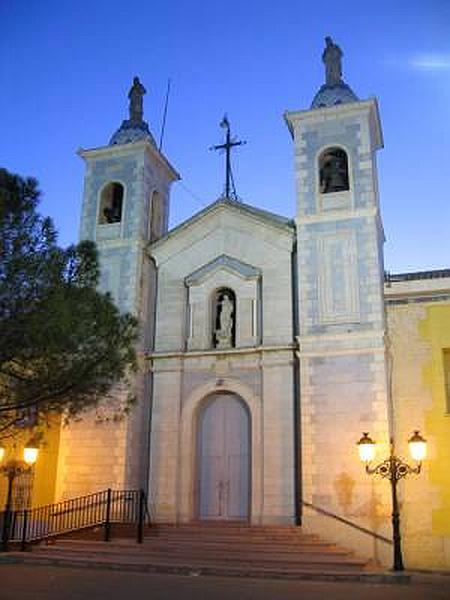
[1,0,449,272]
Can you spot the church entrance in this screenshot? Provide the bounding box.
[197,393,250,520]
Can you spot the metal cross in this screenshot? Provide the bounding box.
[211,115,246,199]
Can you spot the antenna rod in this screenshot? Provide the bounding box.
[159,78,171,152]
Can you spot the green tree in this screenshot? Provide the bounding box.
[0,168,138,440]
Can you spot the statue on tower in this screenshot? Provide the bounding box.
[310,37,358,108]
[109,76,155,145]
[322,37,343,86]
[128,76,146,124]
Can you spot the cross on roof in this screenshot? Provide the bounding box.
[211,115,246,200]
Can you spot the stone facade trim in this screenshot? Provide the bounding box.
[78,139,180,183]
[284,97,383,150]
[384,275,450,302]
[297,346,385,358]
[295,206,379,225]
[146,344,295,361]
[185,254,261,286]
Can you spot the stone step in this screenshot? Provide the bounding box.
[10,522,402,583]
[30,549,368,572]
[34,542,366,568]
[5,551,408,583]
[144,532,327,544]
[147,535,329,546]
[149,526,320,541]
[55,530,346,552]
[155,522,318,535]
[51,537,350,556]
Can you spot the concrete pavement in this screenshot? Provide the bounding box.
[0,564,449,600]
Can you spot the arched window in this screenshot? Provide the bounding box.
[99,182,124,224]
[319,147,349,194]
[212,288,236,349]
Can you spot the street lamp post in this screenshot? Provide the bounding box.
[0,444,39,551]
[357,431,427,572]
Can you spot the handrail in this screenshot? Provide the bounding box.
[302,500,392,545]
[0,488,152,551]
[49,489,140,517]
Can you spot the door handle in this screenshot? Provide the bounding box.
[218,480,224,516]
[223,480,230,512]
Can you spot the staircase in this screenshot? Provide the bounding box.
[12,521,406,582]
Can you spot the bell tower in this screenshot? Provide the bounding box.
[79,77,179,336]
[55,78,179,501]
[285,39,391,560]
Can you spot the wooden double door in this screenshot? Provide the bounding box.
[197,393,250,520]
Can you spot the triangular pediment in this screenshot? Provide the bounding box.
[185,254,261,286]
[150,196,294,251]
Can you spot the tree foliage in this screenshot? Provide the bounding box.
[0,168,138,440]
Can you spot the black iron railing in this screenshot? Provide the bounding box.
[302,500,392,545]
[0,488,151,551]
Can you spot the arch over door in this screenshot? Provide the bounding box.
[197,393,250,520]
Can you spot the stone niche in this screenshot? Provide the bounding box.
[185,255,261,351]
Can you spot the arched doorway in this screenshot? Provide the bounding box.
[197,393,250,520]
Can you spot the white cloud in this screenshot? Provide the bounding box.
[410,54,450,70]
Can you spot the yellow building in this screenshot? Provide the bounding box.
[387,270,450,570]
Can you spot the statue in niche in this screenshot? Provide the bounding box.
[128,76,146,124]
[322,36,343,86]
[320,148,349,194]
[215,293,235,349]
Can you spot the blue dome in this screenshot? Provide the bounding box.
[311,82,358,109]
[109,120,156,146]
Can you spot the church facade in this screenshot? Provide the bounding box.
[23,40,450,570]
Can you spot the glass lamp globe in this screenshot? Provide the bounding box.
[0,446,5,463]
[408,431,427,462]
[357,432,376,463]
[23,446,39,465]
